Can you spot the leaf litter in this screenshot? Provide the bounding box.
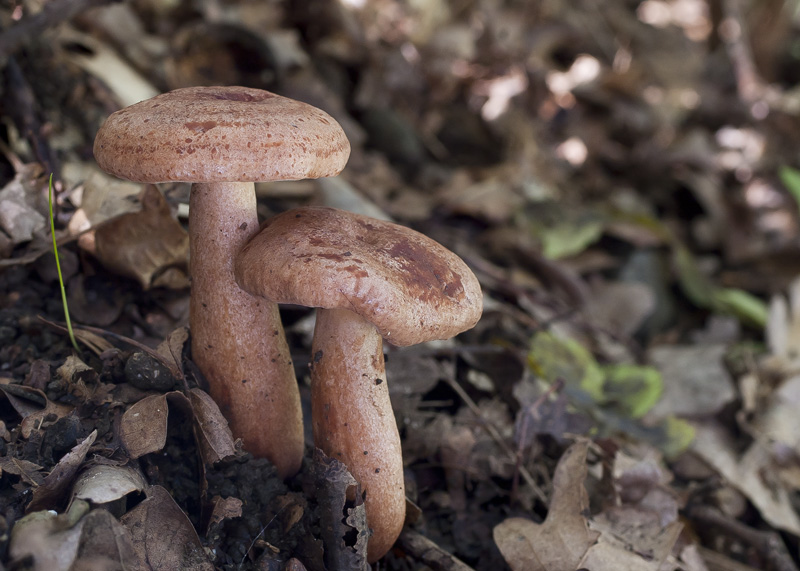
[3,0,800,570]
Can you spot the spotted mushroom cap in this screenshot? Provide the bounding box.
[93,86,350,183]
[234,206,483,346]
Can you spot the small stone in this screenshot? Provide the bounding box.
[124,351,175,391]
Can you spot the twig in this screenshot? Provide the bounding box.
[687,504,798,571]
[511,378,564,504]
[3,56,59,179]
[38,316,183,381]
[0,0,121,58]
[396,528,476,571]
[444,376,547,504]
[720,0,766,104]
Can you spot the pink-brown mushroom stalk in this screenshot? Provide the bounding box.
[93,87,350,478]
[234,206,483,561]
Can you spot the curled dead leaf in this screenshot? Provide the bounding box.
[28,430,98,513]
[87,185,189,290]
[120,393,169,459]
[120,389,236,465]
[121,485,214,571]
[71,463,147,506]
[0,379,74,438]
[313,448,369,570]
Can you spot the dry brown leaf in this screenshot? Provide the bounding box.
[121,485,214,571]
[28,431,98,513]
[0,161,46,244]
[0,380,75,438]
[584,279,656,337]
[437,169,523,223]
[647,344,736,419]
[188,388,237,465]
[493,440,599,571]
[313,448,369,570]
[8,503,89,571]
[71,464,147,506]
[58,28,159,107]
[156,326,189,377]
[207,495,243,529]
[691,421,800,536]
[88,185,189,290]
[72,509,148,570]
[120,393,169,459]
[0,456,44,486]
[120,390,236,465]
[582,513,681,570]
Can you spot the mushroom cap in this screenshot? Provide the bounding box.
[93,86,350,183]
[235,206,483,346]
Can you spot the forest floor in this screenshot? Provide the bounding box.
[2,0,800,570]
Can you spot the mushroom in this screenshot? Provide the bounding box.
[93,87,350,478]
[234,206,483,561]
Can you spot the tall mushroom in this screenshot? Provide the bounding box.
[93,87,350,478]
[234,206,483,561]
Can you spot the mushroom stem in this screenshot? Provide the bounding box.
[189,182,303,478]
[311,307,405,562]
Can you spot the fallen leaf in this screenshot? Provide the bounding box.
[647,344,735,419]
[120,390,236,465]
[188,388,237,465]
[119,394,169,459]
[602,364,663,419]
[584,279,656,337]
[9,501,90,571]
[121,485,214,571]
[156,326,189,377]
[691,421,800,536]
[0,380,74,438]
[0,456,44,486]
[493,440,599,571]
[72,509,148,570]
[71,464,147,506]
[28,431,98,512]
[580,519,682,571]
[0,162,46,244]
[207,495,243,530]
[313,448,369,570]
[540,218,604,260]
[58,29,159,107]
[88,185,189,290]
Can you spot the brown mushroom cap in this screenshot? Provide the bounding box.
[93,86,350,183]
[234,206,483,346]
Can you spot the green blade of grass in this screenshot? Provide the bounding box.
[48,174,80,353]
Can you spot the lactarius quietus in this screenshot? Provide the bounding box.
[234,206,483,561]
[93,87,350,478]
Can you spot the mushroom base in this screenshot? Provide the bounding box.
[310,308,405,563]
[190,181,303,478]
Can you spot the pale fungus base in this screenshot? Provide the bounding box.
[310,308,405,563]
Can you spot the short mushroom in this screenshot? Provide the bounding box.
[234,206,483,561]
[93,87,350,478]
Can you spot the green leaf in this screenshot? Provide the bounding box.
[673,244,715,308]
[601,364,663,418]
[673,244,766,328]
[528,331,605,401]
[659,417,696,458]
[712,288,768,328]
[779,166,800,210]
[540,219,604,260]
